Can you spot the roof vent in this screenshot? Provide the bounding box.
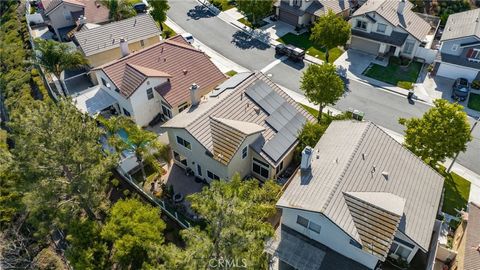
[362,153,366,160]
[382,171,389,180]
[183,69,188,75]
[371,165,376,174]
[254,107,260,115]
[301,147,313,171]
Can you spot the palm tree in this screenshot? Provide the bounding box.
[103,0,136,21]
[35,39,88,79]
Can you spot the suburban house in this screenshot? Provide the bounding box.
[435,203,480,270]
[40,0,110,40]
[73,15,161,67]
[87,35,226,126]
[162,72,314,183]
[268,120,444,269]
[433,9,480,81]
[349,0,434,61]
[274,0,361,26]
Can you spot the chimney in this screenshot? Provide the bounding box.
[77,15,87,25]
[190,83,200,106]
[397,0,405,15]
[300,146,313,171]
[119,38,129,57]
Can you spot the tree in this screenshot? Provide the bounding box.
[236,0,274,27]
[300,63,344,122]
[35,39,88,79]
[8,101,115,236]
[161,175,281,269]
[101,198,165,269]
[310,9,350,63]
[104,0,136,21]
[399,99,472,165]
[297,122,327,153]
[103,116,170,182]
[148,0,169,31]
[33,247,67,270]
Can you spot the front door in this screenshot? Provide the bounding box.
[197,164,202,176]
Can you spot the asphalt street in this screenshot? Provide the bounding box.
[167,0,480,174]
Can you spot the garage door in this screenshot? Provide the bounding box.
[350,37,380,56]
[279,10,298,26]
[436,62,479,81]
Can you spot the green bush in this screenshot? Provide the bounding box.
[111,179,120,187]
[123,189,131,197]
[472,80,480,90]
[397,81,413,90]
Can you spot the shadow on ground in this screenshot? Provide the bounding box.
[187,5,214,20]
[231,30,270,50]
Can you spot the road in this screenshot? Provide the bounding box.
[167,0,480,175]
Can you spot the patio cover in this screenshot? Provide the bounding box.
[73,86,117,116]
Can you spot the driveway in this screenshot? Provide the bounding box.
[334,49,378,77]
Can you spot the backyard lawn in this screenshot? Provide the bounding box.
[363,57,423,88]
[468,93,480,111]
[277,32,344,63]
[437,166,471,216]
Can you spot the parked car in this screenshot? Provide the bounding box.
[275,44,305,62]
[133,3,147,13]
[181,33,194,44]
[451,78,470,101]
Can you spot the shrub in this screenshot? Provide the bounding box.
[472,80,480,90]
[123,189,130,197]
[111,178,120,187]
[397,81,413,90]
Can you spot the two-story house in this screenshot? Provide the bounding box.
[349,0,432,60]
[73,15,161,67]
[40,0,110,41]
[274,0,360,27]
[434,9,480,81]
[162,72,314,183]
[91,35,226,127]
[268,120,444,270]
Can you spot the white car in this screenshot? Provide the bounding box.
[181,33,194,44]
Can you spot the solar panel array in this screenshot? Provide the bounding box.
[245,81,307,162]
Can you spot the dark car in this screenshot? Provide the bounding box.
[451,78,470,101]
[133,3,147,13]
[275,44,305,62]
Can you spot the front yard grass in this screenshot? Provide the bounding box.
[437,166,471,216]
[277,32,344,63]
[237,17,268,29]
[363,57,423,88]
[467,93,480,111]
[161,22,176,39]
[210,0,235,11]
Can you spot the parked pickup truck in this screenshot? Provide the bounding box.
[275,44,305,62]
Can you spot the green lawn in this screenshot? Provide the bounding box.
[131,164,157,184]
[467,93,480,111]
[437,166,471,216]
[161,22,176,39]
[211,0,235,11]
[226,70,238,77]
[237,17,268,29]
[363,57,423,88]
[301,104,319,119]
[276,32,344,63]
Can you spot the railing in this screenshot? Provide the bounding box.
[116,166,192,229]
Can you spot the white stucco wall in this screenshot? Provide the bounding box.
[47,3,83,36]
[129,78,166,127]
[93,70,134,118]
[281,207,380,269]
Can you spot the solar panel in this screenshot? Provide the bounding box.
[245,80,284,114]
[210,72,253,97]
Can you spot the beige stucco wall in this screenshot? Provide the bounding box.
[86,35,161,67]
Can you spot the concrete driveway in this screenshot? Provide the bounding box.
[334,49,386,78]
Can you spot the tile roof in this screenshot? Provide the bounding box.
[43,0,109,24]
[352,0,431,41]
[441,8,480,41]
[277,120,444,252]
[463,203,480,270]
[74,15,160,56]
[94,36,226,107]
[163,72,315,166]
[318,0,355,15]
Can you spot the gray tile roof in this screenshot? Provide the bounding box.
[74,14,160,56]
[163,72,315,166]
[441,9,480,41]
[352,0,431,41]
[464,203,480,270]
[277,120,444,252]
[351,29,408,46]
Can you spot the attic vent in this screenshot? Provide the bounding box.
[362,153,366,160]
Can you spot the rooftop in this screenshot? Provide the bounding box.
[278,121,444,254]
[441,8,480,41]
[463,203,480,270]
[42,0,109,24]
[352,0,432,41]
[74,15,160,56]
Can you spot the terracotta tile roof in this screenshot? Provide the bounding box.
[42,0,109,24]
[95,36,226,107]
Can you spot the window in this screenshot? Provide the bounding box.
[122,108,131,116]
[296,215,309,228]
[292,0,302,7]
[467,48,480,60]
[451,44,459,51]
[173,151,187,166]
[101,78,108,87]
[356,20,367,30]
[253,158,269,179]
[161,104,172,119]
[140,39,145,47]
[276,161,284,174]
[197,164,202,176]
[377,23,387,33]
[176,136,191,150]
[308,221,321,234]
[242,146,248,159]
[64,11,72,21]
[389,240,413,260]
[146,88,154,100]
[403,41,415,54]
[178,102,189,113]
[207,170,219,180]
